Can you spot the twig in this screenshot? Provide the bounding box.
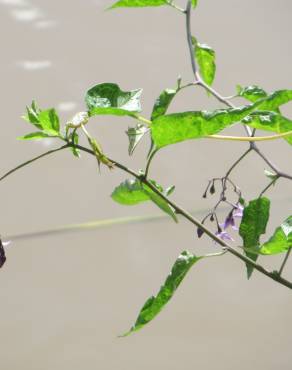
[279,249,291,276]
[0,144,69,183]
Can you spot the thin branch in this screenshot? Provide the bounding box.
[279,249,291,276]
[0,144,69,183]
[185,0,200,81]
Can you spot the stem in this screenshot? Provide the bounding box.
[259,177,279,198]
[145,148,159,178]
[185,0,200,81]
[0,144,69,183]
[72,143,292,290]
[279,249,291,276]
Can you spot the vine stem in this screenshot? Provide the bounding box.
[1,142,292,290]
[207,131,292,142]
[0,144,69,182]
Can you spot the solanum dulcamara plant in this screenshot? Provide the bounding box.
[1,0,292,336]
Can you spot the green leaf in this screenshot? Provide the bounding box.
[86,83,142,118]
[260,216,292,255]
[192,0,198,8]
[151,104,257,148]
[242,111,292,145]
[239,197,270,278]
[192,37,216,86]
[22,102,60,135]
[122,251,202,336]
[37,109,60,135]
[237,85,268,103]
[110,0,167,8]
[126,123,149,155]
[111,179,177,222]
[151,88,177,121]
[111,179,152,205]
[69,131,80,158]
[264,169,278,181]
[23,101,42,128]
[256,90,292,111]
[17,132,57,140]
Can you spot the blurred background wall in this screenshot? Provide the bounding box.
[0,0,291,369]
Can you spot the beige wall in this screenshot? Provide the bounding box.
[0,0,292,369]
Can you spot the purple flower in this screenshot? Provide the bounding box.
[233,204,244,218]
[215,229,234,242]
[221,213,238,231]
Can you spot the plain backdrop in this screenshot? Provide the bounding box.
[0,0,292,369]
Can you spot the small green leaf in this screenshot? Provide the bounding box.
[126,123,149,155]
[23,101,42,128]
[237,85,268,103]
[243,111,292,145]
[122,251,202,336]
[17,132,57,140]
[192,37,216,86]
[110,0,167,8]
[151,104,257,148]
[111,179,150,205]
[111,179,177,222]
[68,131,80,158]
[37,109,60,134]
[239,197,270,278]
[260,216,292,255]
[151,88,177,121]
[264,169,278,181]
[86,83,142,117]
[192,0,198,8]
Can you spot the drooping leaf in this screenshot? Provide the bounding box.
[151,104,258,148]
[110,0,167,8]
[237,85,268,103]
[126,123,149,155]
[239,197,270,278]
[192,37,216,86]
[111,179,177,222]
[260,216,292,255]
[86,83,142,118]
[151,88,177,121]
[122,251,202,336]
[17,132,58,140]
[242,111,292,145]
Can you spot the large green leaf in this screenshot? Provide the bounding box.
[260,216,292,255]
[122,251,202,336]
[111,179,177,222]
[151,88,177,121]
[151,104,257,148]
[243,111,292,145]
[237,85,268,103]
[239,197,270,278]
[110,0,167,9]
[192,37,216,86]
[86,83,142,117]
